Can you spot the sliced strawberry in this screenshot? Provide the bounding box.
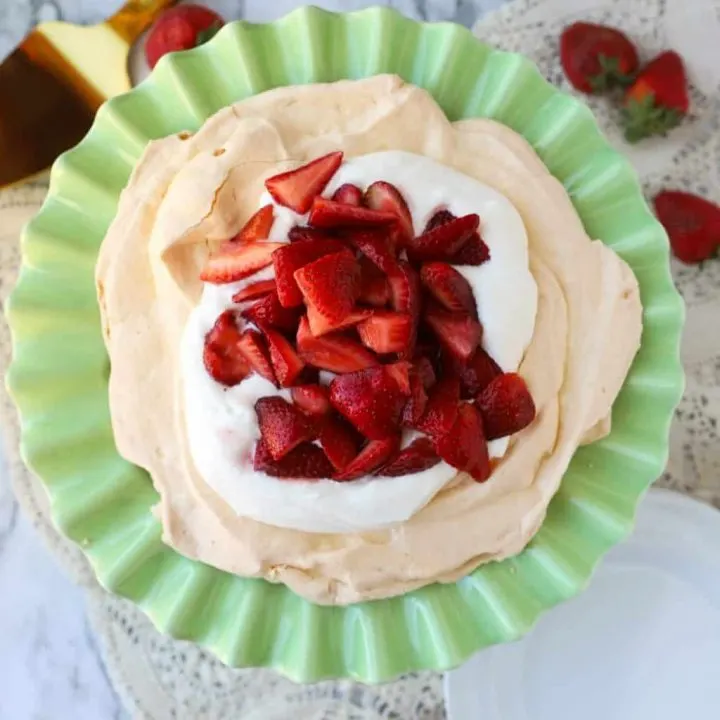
[287,226,336,243]
[434,403,490,482]
[424,304,482,361]
[308,197,397,230]
[364,181,414,245]
[307,305,371,337]
[406,214,479,263]
[420,262,478,317]
[358,257,391,307]
[377,437,440,477]
[346,228,400,274]
[296,317,379,373]
[447,347,502,398]
[329,366,408,440]
[424,209,455,232]
[654,190,720,264]
[254,438,333,479]
[294,250,360,325]
[203,310,250,386]
[200,242,284,284]
[332,183,363,206]
[389,262,421,360]
[265,151,343,214]
[334,436,401,481]
[262,326,306,387]
[414,377,461,439]
[241,292,300,333]
[291,384,331,417]
[254,396,315,460]
[236,330,276,385]
[232,279,277,303]
[319,419,362,471]
[272,237,347,308]
[451,232,490,266]
[385,361,413,395]
[232,204,274,243]
[414,356,436,389]
[476,373,536,440]
[401,371,428,426]
[357,311,413,354]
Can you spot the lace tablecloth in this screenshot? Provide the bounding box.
[1,0,718,717]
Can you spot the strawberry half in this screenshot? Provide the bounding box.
[334,436,400,481]
[357,311,413,354]
[254,438,333,479]
[232,279,276,303]
[434,403,490,482]
[346,228,400,274]
[451,232,490,266]
[420,262,478,317]
[236,330,276,385]
[401,370,429,427]
[378,437,440,477]
[332,183,363,206]
[319,419,362,471]
[272,237,347,308]
[262,326,306,387]
[307,306,371,337]
[447,347,502,398]
[389,262,421,360]
[201,242,284,284]
[291,384,331,417]
[288,226,336,243]
[203,310,249,386]
[423,210,489,266]
[296,316,379,373]
[364,181,414,245]
[424,304,482,361]
[559,22,639,94]
[414,377,461,439]
[241,292,300,333]
[254,396,315,460]
[308,197,398,229]
[476,373,536,440]
[654,190,720,264]
[406,214,479,263]
[232,204,274,243]
[294,250,360,325]
[265,152,343,214]
[623,51,689,143]
[329,366,408,440]
[424,209,455,232]
[358,257,391,307]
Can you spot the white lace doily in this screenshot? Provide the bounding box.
[1,0,719,717]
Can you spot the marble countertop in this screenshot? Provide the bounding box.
[0,2,507,718]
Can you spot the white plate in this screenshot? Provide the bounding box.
[444,489,720,720]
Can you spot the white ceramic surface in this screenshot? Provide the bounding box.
[444,489,720,720]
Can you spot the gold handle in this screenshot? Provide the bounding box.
[105,0,178,44]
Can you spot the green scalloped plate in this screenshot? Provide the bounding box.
[6,6,684,682]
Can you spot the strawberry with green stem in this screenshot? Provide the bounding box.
[623,51,689,143]
[560,22,639,94]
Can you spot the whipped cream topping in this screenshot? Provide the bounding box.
[180,151,538,534]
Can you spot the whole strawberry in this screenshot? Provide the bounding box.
[654,191,720,264]
[623,51,689,143]
[145,4,225,70]
[560,22,639,94]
